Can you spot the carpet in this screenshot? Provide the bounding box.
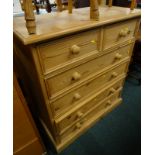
[45,77,141,155]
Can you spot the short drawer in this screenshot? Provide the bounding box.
[51,62,127,117]
[59,90,122,141]
[37,29,101,74]
[54,77,124,133]
[102,19,137,50]
[45,43,132,97]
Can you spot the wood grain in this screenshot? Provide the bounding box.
[108,0,113,7]
[37,28,100,74]
[13,6,141,152]
[130,0,136,10]
[45,44,131,97]
[90,0,99,20]
[102,19,137,50]
[60,89,122,140]
[68,0,73,14]
[23,0,36,34]
[56,0,63,11]
[13,6,141,45]
[50,62,128,118]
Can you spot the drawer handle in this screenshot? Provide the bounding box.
[75,118,86,130]
[109,87,116,94]
[124,27,131,34]
[119,28,130,37]
[70,45,80,54]
[111,72,118,78]
[115,53,122,59]
[77,111,83,118]
[75,122,82,129]
[105,100,112,108]
[119,30,127,37]
[116,85,121,90]
[81,118,87,124]
[74,93,81,100]
[72,72,81,81]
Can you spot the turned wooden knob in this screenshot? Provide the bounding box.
[119,30,127,37]
[115,53,122,59]
[119,28,130,37]
[106,100,112,107]
[75,122,82,129]
[72,72,81,81]
[124,27,131,34]
[77,111,83,118]
[111,72,118,78]
[70,45,80,54]
[109,87,116,94]
[74,93,81,100]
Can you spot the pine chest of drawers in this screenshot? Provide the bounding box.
[13,6,141,152]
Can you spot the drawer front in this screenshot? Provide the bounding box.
[51,62,128,117]
[46,43,132,97]
[60,91,122,141]
[54,77,124,133]
[103,19,137,50]
[38,29,101,74]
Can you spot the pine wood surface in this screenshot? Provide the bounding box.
[13,6,140,45]
[45,44,131,98]
[13,5,141,153]
[50,61,128,118]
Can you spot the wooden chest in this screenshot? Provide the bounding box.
[13,6,141,152]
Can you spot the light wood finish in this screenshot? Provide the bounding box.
[37,28,101,74]
[130,0,136,10]
[13,6,141,152]
[102,19,137,50]
[23,0,36,34]
[54,77,124,133]
[97,0,104,6]
[68,0,73,13]
[90,0,99,20]
[13,74,45,155]
[58,98,123,152]
[21,0,100,33]
[60,89,122,141]
[45,43,132,97]
[108,0,113,7]
[13,6,140,45]
[50,62,127,117]
[56,0,63,11]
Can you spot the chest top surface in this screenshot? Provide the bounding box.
[13,6,141,45]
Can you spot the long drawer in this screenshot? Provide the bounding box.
[45,43,132,98]
[54,77,125,134]
[50,61,128,117]
[102,19,137,50]
[59,90,122,141]
[37,29,101,74]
